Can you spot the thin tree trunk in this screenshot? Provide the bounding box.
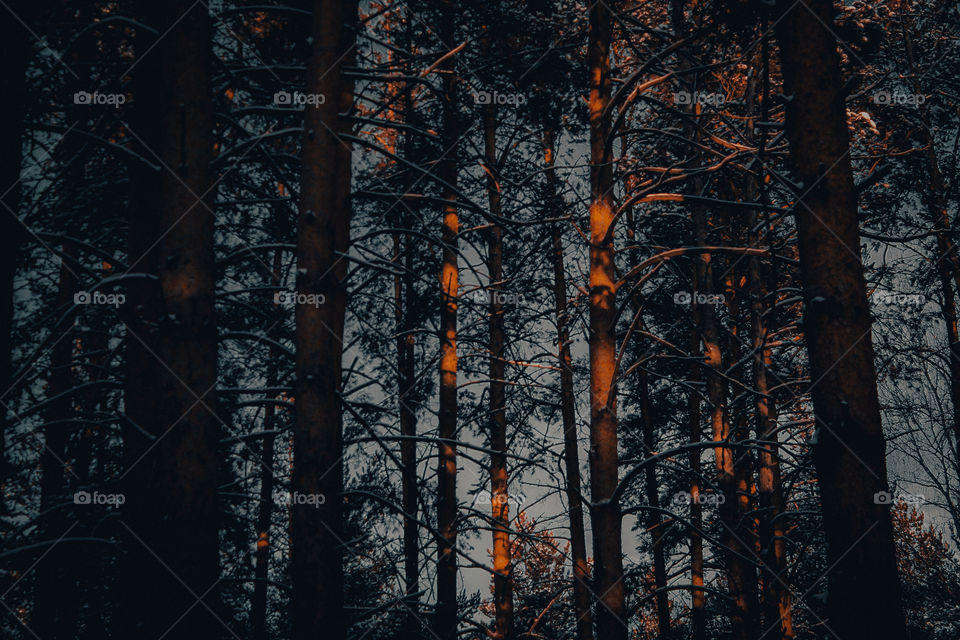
[252,249,283,640]
[119,2,220,636]
[544,128,594,640]
[35,250,78,640]
[692,205,757,640]
[395,226,420,640]
[586,1,627,638]
[773,2,909,637]
[483,102,514,640]
[291,1,358,639]
[0,0,30,516]
[687,316,706,640]
[433,2,460,639]
[639,359,670,636]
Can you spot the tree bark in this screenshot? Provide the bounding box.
[252,249,283,640]
[118,1,220,636]
[0,0,30,516]
[483,102,514,640]
[433,3,460,639]
[544,128,594,640]
[586,2,627,638]
[291,1,358,639]
[773,1,909,637]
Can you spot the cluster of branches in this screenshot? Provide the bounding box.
[2,1,960,640]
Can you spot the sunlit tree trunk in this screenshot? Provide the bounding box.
[746,43,793,638]
[586,2,627,638]
[483,102,514,640]
[687,316,706,640]
[773,1,909,637]
[291,1,358,639]
[693,206,757,640]
[118,2,220,636]
[433,2,460,639]
[544,128,594,640]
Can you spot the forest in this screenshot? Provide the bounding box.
[1,0,959,639]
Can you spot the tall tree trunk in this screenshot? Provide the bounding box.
[687,317,706,640]
[433,2,460,639]
[692,206,757,640]
[35,250,78,639]
[0,0,30,516]
[483,101,514,640]
[291,1,358,639]
[544,128,594,640]
[773,1,909,637]
[119,2,220,636]
[639,358,670,636]
[586,2,627,638]
[395,225,420,640]
[745,40,793,637]
[252,249,283,640]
